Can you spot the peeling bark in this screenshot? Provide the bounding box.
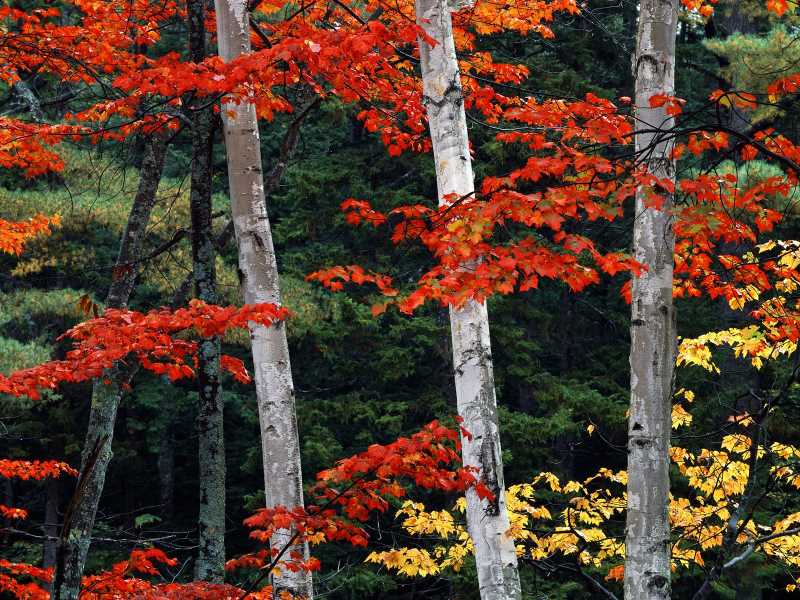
[188,0,226,581]
[624,2,679,600]
[415,0,521,598]
[212,1,311,597]
[53,136,168,600]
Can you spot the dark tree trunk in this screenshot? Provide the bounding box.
[53,135,168,600]
[157,416,176,522]
[187,0,226,582]
[622,0,638,93]
[2,478,14,528]
[42,473,60,571]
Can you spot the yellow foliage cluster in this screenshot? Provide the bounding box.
[677,324,797,371]
[677,240,800,371]
[367,407,800,591]
[672,388,695,430]
[365,501,472,576]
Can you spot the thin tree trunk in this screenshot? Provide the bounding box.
[622,0,638,93]
[42,473,60,571]
[157,420,176,521]
[212,1,311,597]
[1,478,13,529]
[624,1,678,599]
[12,78,44,122]
[415,1,521,598]
[188,0,226,581]
[53,136,168,600]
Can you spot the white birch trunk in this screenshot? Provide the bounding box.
[625,1,679,599]
[415,1,521,598]
[212,1,312,597]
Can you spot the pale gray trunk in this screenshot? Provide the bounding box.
[415,1,521,598]
[53,136,167,600]
[624,1,678,599]
[212,1,311,597]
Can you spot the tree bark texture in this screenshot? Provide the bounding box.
[157,418,176,521]
[53,136,167,600]
[415,1,521,598]
[212,1,311,597]
[42,477,60,572]
[624,1,679,600]
[188,0,226,581]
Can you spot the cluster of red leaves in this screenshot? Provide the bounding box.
[0,419,482,598]
[766,0,793,16]
[0,0,182,170]
[0,224,276,600]
[1,416,475,599]
[0,220,75,519]
[306,265,398,300]
[0,459,77,480]
[459,0,579,38]
[0,462,75,517]
[0,214,59,255]
[0,0,581,172]
[231,420,486,574]
[0,559,52,600]
[0,462,77,590]
[78,549,266,599]
[313,85,800,367]
[0,120,67,176]
[0,300,290,399]
[678,0,791,18]
[662,76,800,350]
[673,170,791,301]
[0,549,276,600]
[680,0,718,18]
[310,93,645,311]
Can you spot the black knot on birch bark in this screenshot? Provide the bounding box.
[251,232,266,249]
[479,436,501,516]
[422,77,464,109]
[647,574,669,591]
[635,52,670,78]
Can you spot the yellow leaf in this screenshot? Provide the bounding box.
[728,295,745,311]
[756,240,776,253]
[672,404,693,429]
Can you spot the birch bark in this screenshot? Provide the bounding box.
[415,1,520,598]
[53,136,168,600]
[625,1,679,599]
[212,1,311,597]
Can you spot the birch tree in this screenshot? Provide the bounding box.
[212,1,312,596]
[415,0,521,598]
[625,1,679,599]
